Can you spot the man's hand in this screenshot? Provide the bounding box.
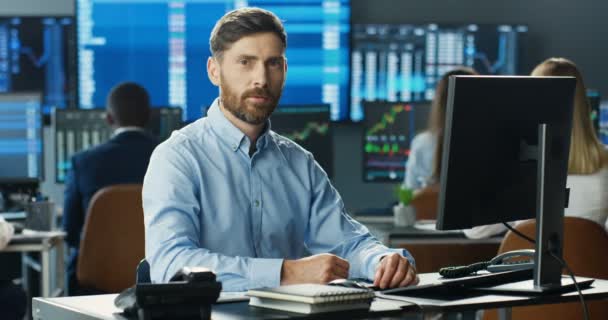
[281,253,350,285]
[373,253,418,289]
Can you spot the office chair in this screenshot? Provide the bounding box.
[77,184,145,293]
[410,184,439,220]
[484,217,608,320]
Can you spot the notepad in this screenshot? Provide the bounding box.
[247,284,375,314]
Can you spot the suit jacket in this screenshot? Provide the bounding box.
[63,130,158,279]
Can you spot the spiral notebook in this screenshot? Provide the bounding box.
[247,284,375,314]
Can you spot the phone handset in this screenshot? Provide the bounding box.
[486,249,535,273]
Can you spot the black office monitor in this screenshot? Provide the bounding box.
[437,76,576,292]
[0,17,77,115]
[0,92,43,183]
[362,101,431,182]
[271,105,333,178]
[53,107,182,183]
[587,89,600,138]
[350,23,527,121]
[600,100,608,145]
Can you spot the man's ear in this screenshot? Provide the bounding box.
[207,56,220,86]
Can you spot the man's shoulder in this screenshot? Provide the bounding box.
[268,131,312,157]
[154,118,209,153]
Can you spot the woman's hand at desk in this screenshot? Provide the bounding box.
[374,253,419,289]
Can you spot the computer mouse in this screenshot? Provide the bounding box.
[327,279,368,289]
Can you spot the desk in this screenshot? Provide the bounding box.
[3,231,66,297]
[363,222,502,273]
[362,222,502,246]
[32,273,608,320]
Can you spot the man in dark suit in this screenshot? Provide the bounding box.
[62,82,159,294]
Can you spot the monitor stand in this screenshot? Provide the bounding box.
[484,124,586,294]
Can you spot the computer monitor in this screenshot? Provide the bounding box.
[587,89,601,139]
[350,23,527,121]
[600,100,608,145]
[437,75,576,292]
[0,92,43,183]
[271,105,333,178]
[0,17,77,115]
[53,107,183,183]
[76,0,351,122]
[362,101,431,182]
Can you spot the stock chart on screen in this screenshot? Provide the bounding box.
[0,17,76,114]
[351,23,527,121]
[271,105,333,178]
[77,0,350,121]
[363,101,430,182]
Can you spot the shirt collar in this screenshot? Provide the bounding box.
[113,126,147,137]
[207,98,271,153]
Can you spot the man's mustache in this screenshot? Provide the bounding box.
[242,88,274,100]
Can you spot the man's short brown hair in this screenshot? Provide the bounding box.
[209,7,287,60]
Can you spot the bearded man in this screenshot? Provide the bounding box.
[142,7,418,292]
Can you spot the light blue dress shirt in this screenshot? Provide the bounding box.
[143,99,414,291]
[404,131,437,190]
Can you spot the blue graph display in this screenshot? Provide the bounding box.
[351,23,527,121]
[77,0,350,121]
[0,17,76,114]
[0,93,43,181]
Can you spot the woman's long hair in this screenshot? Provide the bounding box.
[531,58,608,174]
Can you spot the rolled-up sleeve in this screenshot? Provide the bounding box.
[303,153,415,280]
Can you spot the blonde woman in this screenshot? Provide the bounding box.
[403,67,478,190]
[464,57,608,238]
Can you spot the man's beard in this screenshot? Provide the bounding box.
[220,80,281,125]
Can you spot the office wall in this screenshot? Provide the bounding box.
[9,0,607,212]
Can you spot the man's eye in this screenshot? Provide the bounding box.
[239,59,249,65]
[269,59,282,67]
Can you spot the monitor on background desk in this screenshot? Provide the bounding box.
[271,105,333,178]
[437,75,577,292]
[53,107,182,183]
[587,89,607,145]
[362,101,431,183]
[0,93,43,184]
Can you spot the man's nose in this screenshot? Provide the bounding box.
[252,63,268,88]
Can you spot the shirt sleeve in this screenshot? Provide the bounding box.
[303,153,415,280]
[404,133,428,190]
[143,141,283,291]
